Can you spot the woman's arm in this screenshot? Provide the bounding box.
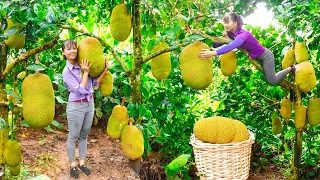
[63,71,91,95]
[216,38,244,55]
[94,61,111,87]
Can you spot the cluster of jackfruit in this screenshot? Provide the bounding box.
[77,37,106,78]
[3,140,22,176]
[107,97,129,139]
[110,4,132,41]
[193,116,249,144]
[220,51,237,76]
[179,41,213,90]
[22,73,55,129]
[4,19,25,49]
[151,42,171,80]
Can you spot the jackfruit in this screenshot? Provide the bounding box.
[77,37,106,78]
[295,39,308,63]
[99,71,113,96]
[0,157,5,165]
[220,51,236,76]
[151,42,171,80]
[107,97,129,139]
[121,119,144,160]
[0,128,9,157]
[282,49,295,69]
[272,114,282,135]
[231,120,249,142]
[179,41,213,90]
[3,140,22,167]
[110,4,132,41]
[22,73,55,129]
[193,116,236,144]
[307,98,320,126]
[4,19,25,49]
[12,106,21,115]
[9,165,21,176]
[17,71,27,79]
[295,61,316,92]
[295,102,307,129]
[280,98,292,120]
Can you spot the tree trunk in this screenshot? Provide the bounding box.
[0,41,8,121]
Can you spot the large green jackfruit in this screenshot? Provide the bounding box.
[9,165,21,176]
[179,41,213,90]
[307,98,320,126]
[280,98,292,120]
[99,71,113,96]
[3,140,22,167]
[282,49,295,69]
[107,97,129,139]
[4,19,25,49]
[110,4,132,41]
[272,114,282,135]
[295,103,307,129]
[295,61,316,92]
[193,116,236,144]
[22,73,55,129]
[77,37,106,78]
[295,40,308,63]
[231,120,249,142]
[121,119,144,160]
[151,42,171,80]
[220,51,236,76]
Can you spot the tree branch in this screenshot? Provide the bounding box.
[1,39,58,79]
[142,42,190,64]
[57,24,129,73]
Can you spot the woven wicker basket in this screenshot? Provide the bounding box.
[190,131,255,180]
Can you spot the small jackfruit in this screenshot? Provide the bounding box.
[307,98,320,126]
[77,37,106,78]
[295,103,307,129]
[99,71,113,96]
[193,116,236,144]
[121,119,144,160]
[107,97,129,139]
[22,73,55,129]
[110,4,132,41]
[151,42,171,80]
[220,51,236,76]
[282,49,295,69]
[3,140,22,167]
[12,106,21,115]
[295,61,316,92]
[17,71,27,79]
[272,114,282,135]
[9,165,21,176]
[295,39,308,63]
[231,120,249,142]
[179,41,213,90]
[280,98,292,120]
[4,19,25,49]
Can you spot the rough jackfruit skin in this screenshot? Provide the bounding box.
[282,49,295,69]
[295,103,307,129]
[0,128,9,157]
[307,98,320,126]
[179,41,213,90]
[231,120,249,142]
[110,4,132,41]
[272,115,282,135]
[107,104,129,139]
[280,98,292,120]
[99,71,113,96]
[295,41,308,63]
[121,124,144,160]
[4,19,25,49]
[22,73,55,129]
[151,42,171,80]
[3,140,22,167]
[9,165,21,176]
[295,61,316,92]
[193,117,236,144]
[77,37,106,77]
[220,51,236,76]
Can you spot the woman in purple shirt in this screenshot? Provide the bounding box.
[62,39,109,178]
[198,13,294,85]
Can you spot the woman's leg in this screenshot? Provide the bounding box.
[260,48,290,85]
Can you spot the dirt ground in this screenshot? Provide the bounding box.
[13,117,285,180]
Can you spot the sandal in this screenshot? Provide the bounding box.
[70,167,79,179]
[78,165,91,176]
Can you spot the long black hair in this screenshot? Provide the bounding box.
[223,13,243,29]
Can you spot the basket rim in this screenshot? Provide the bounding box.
[190,130,255,148]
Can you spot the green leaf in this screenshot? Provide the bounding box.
[55,96,67,104]
[4,26,18,37]
[34,3,45,19]
[95,107,103,118]
[85,14,94,33]
[46,6,56,23]
[51,120,66,130]
[26,64,46,71]
[165,154,191,176]
[0,118,6,130]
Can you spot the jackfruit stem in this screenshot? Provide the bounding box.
[129,118,134,125]
[121,96,126,106]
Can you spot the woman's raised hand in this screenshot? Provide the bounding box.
[81,59,92,73]
[198,49,217,60]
